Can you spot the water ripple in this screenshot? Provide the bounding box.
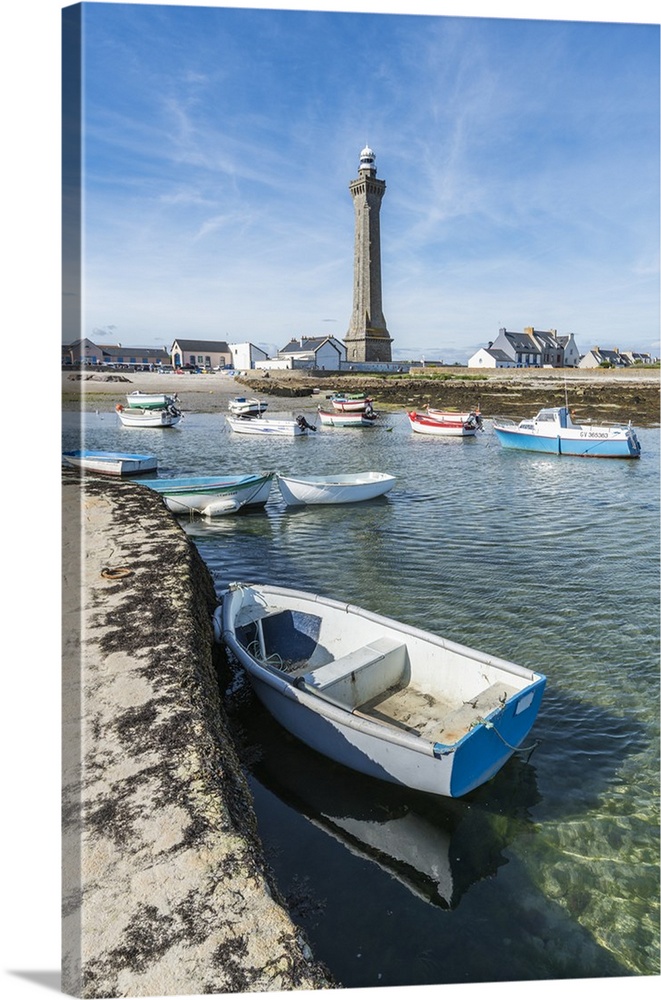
[64,409,661,979]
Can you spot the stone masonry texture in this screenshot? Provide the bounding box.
[62,468,334,997]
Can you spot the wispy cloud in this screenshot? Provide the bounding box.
[77,3,659,356]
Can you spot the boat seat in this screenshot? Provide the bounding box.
[300,636,407,710]
[436,682,518,744]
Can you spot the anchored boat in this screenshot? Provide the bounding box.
[62,450,158,476]
[317,407,378,427]
[140,472,274,516]
[329,393,374,413]
[126,391,179,410]
[408,410,482,437]
[227,397,269,416]
[116,402,182,427]
[215,582,546,798]
[492,406,641,458]
[276,471,395,505]
[226,414,316,436]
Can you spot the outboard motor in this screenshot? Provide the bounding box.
[296,414,317,432]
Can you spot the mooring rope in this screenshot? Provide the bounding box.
[475,717,541,755]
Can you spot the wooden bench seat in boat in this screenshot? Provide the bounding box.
[300,636,407,710]
[355,680,519,745]
[433,681,518,744]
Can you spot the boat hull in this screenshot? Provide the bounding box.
[117,406,182,427]
[317,408,377,427]
[226,416,313,436]
[126,391,178,409]
[62,450,158,476]
[277,472,395,505]
[140,473,274,515]
[492,419,641,458]
[216,583,546,798]
[329,395,373,412]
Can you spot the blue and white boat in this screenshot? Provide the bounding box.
[140,472,274,516]
[492,406,641,459]
[214,582,546,798]
[62,449,158,476]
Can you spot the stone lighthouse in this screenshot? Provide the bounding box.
[344,145,393,363]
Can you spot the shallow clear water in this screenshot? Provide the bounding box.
[63,402,660,985]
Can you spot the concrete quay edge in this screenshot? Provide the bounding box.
[62,468,335,998]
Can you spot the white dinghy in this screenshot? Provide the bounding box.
[215,583,546,798]
[276,471,395,505]
[226,414,316,436]
[116,403,182,427]
[227,397,268,416]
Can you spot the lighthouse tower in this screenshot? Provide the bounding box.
[344,145,393,363]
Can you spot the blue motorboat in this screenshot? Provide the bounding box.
[492,406,641,459]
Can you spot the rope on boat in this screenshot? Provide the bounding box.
[247,639,283,669]
[475,717,541,756]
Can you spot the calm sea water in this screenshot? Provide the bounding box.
[63,401,660,986]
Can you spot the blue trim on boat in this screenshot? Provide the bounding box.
[449,676,546,797]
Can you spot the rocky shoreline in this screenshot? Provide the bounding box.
[236,368,661,426]
[63,367,660,425]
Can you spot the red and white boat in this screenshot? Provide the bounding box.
[317,407,377,427]
[408,408,483,437]
[329,393,374,413]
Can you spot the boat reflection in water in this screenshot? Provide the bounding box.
[230,687,541,911]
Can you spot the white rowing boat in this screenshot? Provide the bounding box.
[276,471,395,505]
[214,582,546,797]
[116,403,182,427]
[62,450,158,476]
[227,397,269,416]
[226,415,316,436]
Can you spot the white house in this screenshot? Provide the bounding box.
[557,334,581,367]
[228,342,269,370]
[467,346,517,368]
[274,336,347,370]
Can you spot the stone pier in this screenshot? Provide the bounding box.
[62,469,334,997]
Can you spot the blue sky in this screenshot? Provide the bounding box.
[68,1,661,363]
[72,1,660,363]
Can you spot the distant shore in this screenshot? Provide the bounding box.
[62,366,660,425]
